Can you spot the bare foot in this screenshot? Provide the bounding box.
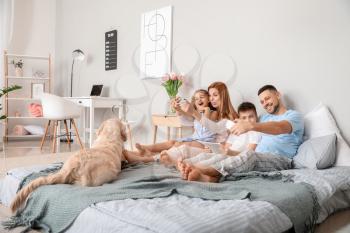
[187,167,219,183]
[123,150,154,164]
[177,160,191,179]
[203,147,212,153]
[176,159,185,172]
[135,143,154,156]
[159,151,174,166]
[183,163,193,180]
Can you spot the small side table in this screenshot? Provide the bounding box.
[151,114,193,143]
[122,120,135,150]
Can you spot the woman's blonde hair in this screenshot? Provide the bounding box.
[208,82,238,120]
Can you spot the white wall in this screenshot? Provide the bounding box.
[54,0,350,144]
[9,0,350,144]
[8,0,55,58]
[2,0,55,139]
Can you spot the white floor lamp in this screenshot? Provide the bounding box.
[64,49,85,144]
[70,49,85,97]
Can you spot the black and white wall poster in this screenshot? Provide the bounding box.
[105,30,117,70]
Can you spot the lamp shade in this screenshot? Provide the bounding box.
[72,49,85,61]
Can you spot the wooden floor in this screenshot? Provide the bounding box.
[0,140,349,233]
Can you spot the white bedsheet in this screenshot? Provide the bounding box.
[1,166,350,233]
[281,166,350,223]
[67,196,292,233]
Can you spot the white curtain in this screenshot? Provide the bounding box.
[0,0,14,142]
[0,0,15,88]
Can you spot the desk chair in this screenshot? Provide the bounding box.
[39,93,84,153]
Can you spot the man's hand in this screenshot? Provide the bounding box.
[230,119,254,135]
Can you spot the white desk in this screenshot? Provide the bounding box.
[65,97,124,147]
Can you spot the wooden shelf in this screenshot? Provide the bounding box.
[6,98,40,101]
[6,54,49,60]
[6,76,49,80]
[5,134,45,138]
[7,117,45,119]
[3,50,52,145]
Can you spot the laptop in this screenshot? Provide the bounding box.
[90,85,103,96]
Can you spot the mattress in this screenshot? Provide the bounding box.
[1,165,350,233]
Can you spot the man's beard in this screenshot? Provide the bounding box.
[270,103,280,114]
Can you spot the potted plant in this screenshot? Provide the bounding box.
[11,59,24,77]
[0,85,22,150]
[161,73,184,115]
[0,85,22,119]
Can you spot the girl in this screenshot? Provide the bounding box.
[123,89,217,163]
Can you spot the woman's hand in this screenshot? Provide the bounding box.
[203,107,211,117]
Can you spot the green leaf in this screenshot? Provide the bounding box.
[0,85,22,98]
[0,85,22,120]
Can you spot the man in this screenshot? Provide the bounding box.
[179,85,304,182]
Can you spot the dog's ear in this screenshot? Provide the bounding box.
[120,124,127,142]
[96,121,106,137]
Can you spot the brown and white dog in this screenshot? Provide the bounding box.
[10,118,127,212]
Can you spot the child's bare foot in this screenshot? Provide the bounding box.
[177,160,191,179]
[135,143,153,156]
[123,150,154,164]
[187,167,219,183]
[159,151,174,166]
[176,159,185,172]
[203,147,212,153]
[135,143,146,154]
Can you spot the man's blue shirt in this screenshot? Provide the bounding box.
[255,110,304,158]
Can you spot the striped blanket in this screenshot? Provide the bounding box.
[3,163,319,233]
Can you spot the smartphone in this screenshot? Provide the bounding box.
[180,98,189,104]
[199,141,222,154]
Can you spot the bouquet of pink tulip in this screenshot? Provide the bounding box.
[161,73,184,98]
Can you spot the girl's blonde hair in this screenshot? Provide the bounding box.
[191,89,214,111]
[208,82,238,120]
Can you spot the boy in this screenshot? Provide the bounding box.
[178,102,261,180]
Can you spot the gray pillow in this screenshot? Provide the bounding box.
[293,134,337,169]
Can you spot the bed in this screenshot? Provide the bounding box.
[1,103,350,233]
[0,162,350,233]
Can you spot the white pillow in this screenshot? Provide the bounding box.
[23,125,45,135]
[293,134,337,169]
[304,103,350,166]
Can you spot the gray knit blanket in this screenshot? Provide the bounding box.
[2,163,319,233]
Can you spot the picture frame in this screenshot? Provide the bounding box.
[31,83,45,99]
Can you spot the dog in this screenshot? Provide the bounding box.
[10,118,127,212]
